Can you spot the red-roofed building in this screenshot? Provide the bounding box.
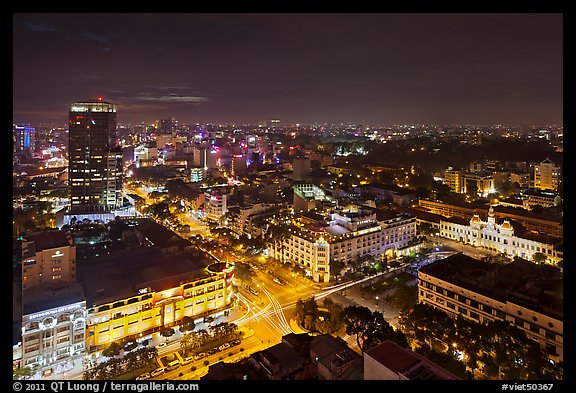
[364,340,459,380]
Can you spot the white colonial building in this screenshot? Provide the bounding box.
[438,206,562,265]
[268,205,417,282]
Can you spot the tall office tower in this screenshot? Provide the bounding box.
[68,99,121,214]
[534,158,560,191]
[292,158,312,182]
[193,145,208,168]
[13,124,36,153]
[193,144,218,170]
[158,117,175,134]
[232,154,248,177]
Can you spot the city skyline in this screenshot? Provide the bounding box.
[13,13,562,126]
[13,12,564,383]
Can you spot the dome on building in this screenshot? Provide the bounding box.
[471,215,481,223]
[501,220,513,231]
[488,205,495,217]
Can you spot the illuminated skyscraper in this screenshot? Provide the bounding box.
[13,124,35,153]
[68,98,122,214]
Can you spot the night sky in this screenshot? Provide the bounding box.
[13,13,563,126]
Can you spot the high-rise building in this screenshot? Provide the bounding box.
[232,155,248,177]
[13,124,36,153]
[533,158,560,191]
[18,229,86,371]
[157,117,175,134]
[68,99,121,214]
[204,190,227,223]
[292,158,312,182]
[443,169,462,192]
[194,145,219,170]
[190,167,205,183]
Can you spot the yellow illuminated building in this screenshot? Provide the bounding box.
[78,244,235,353]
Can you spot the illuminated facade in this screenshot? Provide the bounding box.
[85,266,234,352]
[78,243,235,353]
[18,230,85,372]
[521,188,560,210]
[21,231,76,291]
[20,289,86,370]
[268,206,416,282]
[204,190,228,223]
[438,206,562,265]
[418,254,563,362]
[443,169,462,192]
[418,199,563,238]
[68,99,122,214]
[533,158,559,191]
[13,124,35,153]
[190,167,205,183]
[461,172,495,196]
[293,184,337,213]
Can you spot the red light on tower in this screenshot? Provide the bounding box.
[97,97,103,102]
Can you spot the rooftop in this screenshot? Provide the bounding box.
[134,218,191,249]
[394,206,444,224]
[77,246,215,307]
[419,253,563,321]
[22,281,85,317]
[365,340,460,380]
[25,230,71,252]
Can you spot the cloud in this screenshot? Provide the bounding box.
[79,32,110,43]
[137,95,210,104]
[144,85,193,91]
[110,86,212,108]
[23,22,61,33]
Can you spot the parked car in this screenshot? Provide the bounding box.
[136,372,150,380]
[218,343,230,351]
[194,352,207,361]
[181,357,194,366]
[230,339,241,346]
[166,363,180,372]
[150,367,165,378]
[208,348,219,355]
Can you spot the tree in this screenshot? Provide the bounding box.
[209,323,226,340]
[510,182,521,195]
[295,299,306,326]
[414,186,431,199]
[102,341,122,358]
[13,365,37,380]
[417,222,436,236]
[181,333,195,355]
[179,316,196,333]
[466,185,479,199]
[160,327,175,342]
[532,252,547,264]
[342,305,406,353]
[123,339,138,352]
